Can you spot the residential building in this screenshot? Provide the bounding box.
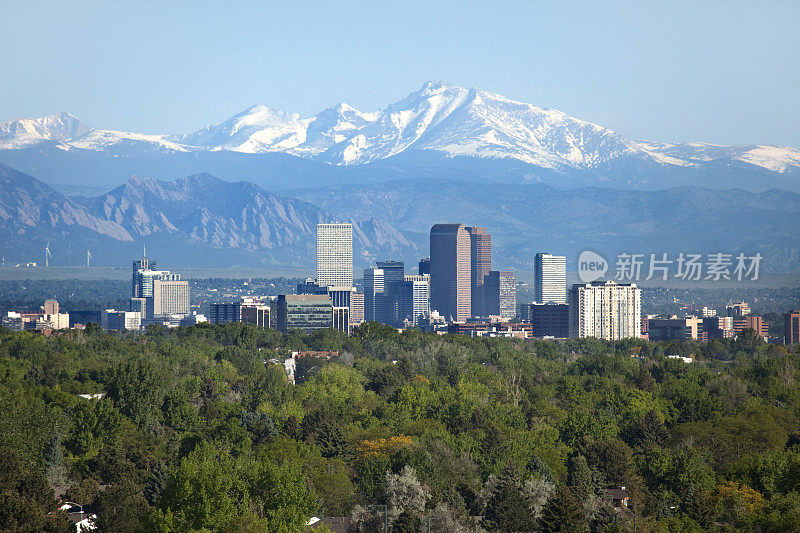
[275,294,333,333]
[535,253,566,304]
[484,270,516,320]
[648,316,704,341]
[531,303,569,338]
[569,281,641,340]
[316,223,353,289]
[786,310,800,345]
[466,226,491,317]
[430,223,471,322]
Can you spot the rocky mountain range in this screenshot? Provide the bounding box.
[1,82,798,272]
[1,82,798,194]
[2,162,798,272]
[0,164,419,269]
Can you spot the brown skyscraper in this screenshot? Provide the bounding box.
[430,224,471,321]
[467,226,491,317]
[786,310,800,345]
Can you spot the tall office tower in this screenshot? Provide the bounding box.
[418,257,431,275]
[534,253,567,304]
[349,292,365,324]
[363,267,385,322]
[430,224,471,322]
[151,279,190,316]
[317,223,353,289]
[466,227,491,317]
[132,251,156,297]
[376,260,404,325]
[399,274,430,326]
[484,270,516,320]
[133,270,181,299]
[43,300,59,315]
[785,310,800,345]
[568,281,641,340]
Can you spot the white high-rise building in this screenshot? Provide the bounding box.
[569,281,641,340]
[400,274,431,326]
[534,253,566,304]
[151,279,190,316]
[317,223,353,289]
[363,267,384,322]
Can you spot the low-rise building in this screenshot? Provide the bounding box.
[648,316,703,341]
[276,294,333,333]
[531,302,569,338]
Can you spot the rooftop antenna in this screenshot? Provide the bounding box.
[86,249,92,267]
[45,240,52,267]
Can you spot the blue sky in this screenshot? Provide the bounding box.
[2,1,798,146]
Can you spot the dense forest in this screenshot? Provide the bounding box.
[1,323,799,532]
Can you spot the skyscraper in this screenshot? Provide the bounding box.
[151,279,190,316]
[132,250,156,297]
[376,260,404,325]
[316,223,353,289]
[534,253,566,304]
[484,270,516,320]
[418,257,431,276]
[466,226,491,317]
[785,310,800,345]
[399,274,430,326]
[568,281,641,340]
[430,224,471,322]
[363,267,384,322]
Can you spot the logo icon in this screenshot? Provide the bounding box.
[578,250,608,283]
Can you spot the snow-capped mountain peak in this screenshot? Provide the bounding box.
[0,111,92,149]
[1,82,798,178]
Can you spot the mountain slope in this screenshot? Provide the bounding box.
[0,164,419,268]
[0,82,798,192]
[291,178,800,271]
